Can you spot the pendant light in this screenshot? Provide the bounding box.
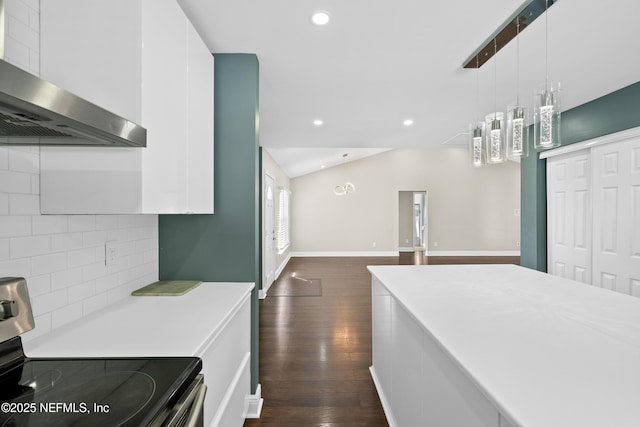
[485,39,506,164]
[534,0,561,150]
[507,17,529,159]
[469,56,486,167]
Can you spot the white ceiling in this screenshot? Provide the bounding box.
[178,0,640,177]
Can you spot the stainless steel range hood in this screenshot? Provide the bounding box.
[0,0,146,147]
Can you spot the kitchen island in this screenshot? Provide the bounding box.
[24,282,255,427]
[368,264,640,427]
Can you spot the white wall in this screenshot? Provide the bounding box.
[1,0,158,341]
[291,148,520,255]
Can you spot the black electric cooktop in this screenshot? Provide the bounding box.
[0,348,201,427]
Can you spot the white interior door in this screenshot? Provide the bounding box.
[546,150,591,283]
[592,138,640,295]
[264,173,276,288]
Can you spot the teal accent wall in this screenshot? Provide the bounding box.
[521,81,640,270]
[158,54,261,392]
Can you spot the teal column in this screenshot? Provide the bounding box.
[520,81,640,270]
[158,54,261,393]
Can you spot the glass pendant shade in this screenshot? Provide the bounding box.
[469,122,485,167]
[533,82,561,150]
[485,112,506,164]
[507,104,530,158]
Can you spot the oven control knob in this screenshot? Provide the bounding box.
[0,300,17,321]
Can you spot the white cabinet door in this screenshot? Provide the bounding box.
[592,138,640,295]
[140,0,189,213]
[185,24,214,213]
[545,128,640,298]
[546,150,591,283]
[39,0,213,214]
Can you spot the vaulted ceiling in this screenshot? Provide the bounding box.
[178,0,640,176]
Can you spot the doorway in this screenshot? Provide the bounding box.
[398,191,428,261]
[264,172,276,291]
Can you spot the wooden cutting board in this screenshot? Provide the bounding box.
[132,280,202,296]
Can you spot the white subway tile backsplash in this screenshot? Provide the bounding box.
[0,216,30,237]
[0,257,30,277]
[31,252,67,276]
[9,194,39,215]
[51,232,83,252]
[31,289,68,316]
[82,261,108,282]
[51,268,83,291]
[4,0,29,24]
[32,215,68,235]
[8,148,39,174]
[67,247,96,268]
[0,170,30,193]
[7,15,38,52]
[95,274,120,294]
[0,195,8,215]
[0,148,9,169]
[68,215,96,232]
[51,302,83,329]
[0,239,9,261]
[11,234,51,258]
[82,230,107,247]
[68,280,96,304]
[95,215,120,230]
[25,274,51,297]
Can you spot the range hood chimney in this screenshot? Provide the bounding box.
[0,0,146,147]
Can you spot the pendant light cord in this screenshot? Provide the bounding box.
[493,38,497,121]
[516,18,520,104]
[545,0,549,87]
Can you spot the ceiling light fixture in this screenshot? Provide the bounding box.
[313,119,324,126]
[533,0,560,150]
[403,119,414,126]
[311,11,331,26]
[333,182,355,196]
[469,56,485,167]
[507,17,529,159]
[486,39,506,164]
[462,0,557,69]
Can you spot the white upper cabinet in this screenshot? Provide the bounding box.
[39,0,214,214]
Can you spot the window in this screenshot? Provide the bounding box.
[276,187,291,253]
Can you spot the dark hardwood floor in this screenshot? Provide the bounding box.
[244,255,519,427]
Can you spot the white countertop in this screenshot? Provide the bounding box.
[367,264,640,427]
[24,282,254,358]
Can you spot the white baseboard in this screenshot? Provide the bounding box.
[245,383,264,419]
[290,250,520,257]
[290,251,399,257]
[428,251,520,256]
[260,253,292,299]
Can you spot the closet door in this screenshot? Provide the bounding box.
[592,137,640,296]
[547,150,592,283]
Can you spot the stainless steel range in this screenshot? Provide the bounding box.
[0,278,206,427]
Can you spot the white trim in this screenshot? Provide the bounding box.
[211,352,251,426]
[369,367,396,427]
[428,251,521,256]
[539,126,640,159]
[291,251,399,257]
[290,251,520,257]
[260,253,291,299]
[245,383,264,419]
[398,247,415,252]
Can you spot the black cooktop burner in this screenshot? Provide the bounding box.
[0,355,201,427]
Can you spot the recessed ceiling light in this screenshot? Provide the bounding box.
[321,165,326,169]
[313,119,324,126]
[311,11,331,26]
[403,119,414,126]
